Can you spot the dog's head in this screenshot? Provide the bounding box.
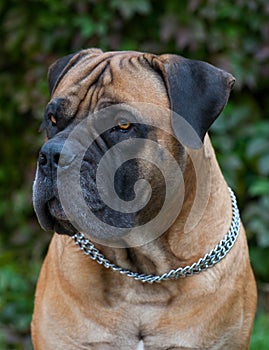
[33,49,234,245]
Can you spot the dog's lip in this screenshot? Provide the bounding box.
[35,201,55,231]
[53,220,78,235]
[35,197,67,231]
[48,197,68,221]
[46,198,78,235]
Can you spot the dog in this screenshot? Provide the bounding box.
[32,49,257,349]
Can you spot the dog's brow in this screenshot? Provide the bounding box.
[95,100,119,111]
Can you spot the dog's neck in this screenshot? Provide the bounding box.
[92,136,232,277]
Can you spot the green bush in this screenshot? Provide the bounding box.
[250,313,269,350]
[1,0,269,348]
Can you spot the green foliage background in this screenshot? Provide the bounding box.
[0,0,269,348]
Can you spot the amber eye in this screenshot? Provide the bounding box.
[49,113,57,126]
[117,120,131,130]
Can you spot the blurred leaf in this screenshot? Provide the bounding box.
[250,313,269,349]
[249,181,269,196]
[111,0,151,19]
[258,154,269,176]
[246,138,269,159]
[73,17,96,38]
[250,248,269,281]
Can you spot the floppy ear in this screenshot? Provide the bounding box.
[47,48,103,96]
[48,53,77,96]
[146,54,235,148]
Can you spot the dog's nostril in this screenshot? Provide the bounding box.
[53,153,60,166]
[39,141,74,170]
[39,152,48,166]
[39,150,61,168]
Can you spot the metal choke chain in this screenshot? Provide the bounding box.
[72,187,240,284]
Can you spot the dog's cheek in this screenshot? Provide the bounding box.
[134,159,166,226]
[79,157,136,228]
[114,159,140,202]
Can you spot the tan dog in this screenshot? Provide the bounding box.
[32,49,257,349]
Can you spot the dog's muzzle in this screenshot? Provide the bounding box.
[33,138,78,235]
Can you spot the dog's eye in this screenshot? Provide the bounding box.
[117,120,131,131]
[48,113,57,126]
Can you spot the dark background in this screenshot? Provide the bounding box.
[0,0,269,348]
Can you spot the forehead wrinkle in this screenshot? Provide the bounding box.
[53,58,109,99]
[51,57,113,119]
[50,51,169,122]
[107,54,169,109]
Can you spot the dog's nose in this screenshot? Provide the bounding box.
[38,140,75,172]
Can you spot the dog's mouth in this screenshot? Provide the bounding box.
[48,197,67,221]
[53,220,77,235]
[43,197,78,235]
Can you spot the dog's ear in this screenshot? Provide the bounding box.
[47,48,103,96]
[145,54,235,148]
[48,53,77,96]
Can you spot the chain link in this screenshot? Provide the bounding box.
[72,187,240,284]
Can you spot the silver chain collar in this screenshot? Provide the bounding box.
[72,187,240,284]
